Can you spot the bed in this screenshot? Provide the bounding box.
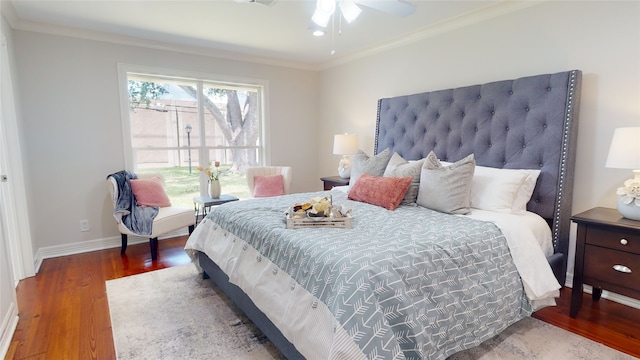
[185,70,582,360]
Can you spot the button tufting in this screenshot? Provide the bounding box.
[509,90,514,95]
[522,144,526,148]
[525,107,530,112]
[547,87,552,91]
[491,111,495,115]
[506,126,510,131]
[539,163,544,167]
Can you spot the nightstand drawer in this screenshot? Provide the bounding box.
[584,245,640,292]
[586,227,640,255]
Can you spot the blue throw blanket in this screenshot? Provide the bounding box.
[108,170,158,236]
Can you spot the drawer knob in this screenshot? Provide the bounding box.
[620,238,629,245]
[613,264,632,274]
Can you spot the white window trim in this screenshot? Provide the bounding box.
[116,63,271,172]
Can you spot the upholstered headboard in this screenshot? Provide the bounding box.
[374,70,581,284]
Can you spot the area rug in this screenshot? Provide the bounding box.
[107,265,636,360]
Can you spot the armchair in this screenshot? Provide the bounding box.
[107,172,195,260]
[246,166,292,197]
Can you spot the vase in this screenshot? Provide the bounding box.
[617,196,640,220]
[208,180,221,199]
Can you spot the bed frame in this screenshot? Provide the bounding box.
[198,70,582,359]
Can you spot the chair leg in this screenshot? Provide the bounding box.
[188,224,195,235]
[149,237,159,261]
[120,234,128,254]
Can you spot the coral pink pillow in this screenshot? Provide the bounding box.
[130,177,171,207]
[253,174,285,197]
[348,173,412,210]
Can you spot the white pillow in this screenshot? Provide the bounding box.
[470,166,540,214]
[440,161,540,214]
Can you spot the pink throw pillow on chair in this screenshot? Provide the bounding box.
[130,177,172,207]
[253,174,285,197]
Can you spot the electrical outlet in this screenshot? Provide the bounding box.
[80,219,90,232]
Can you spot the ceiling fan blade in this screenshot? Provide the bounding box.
[338,1,362,23]
[353,0,416,17]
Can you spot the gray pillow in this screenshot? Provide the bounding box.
[383,152,424,205]
[416,151,475,214]
[349,148,391,190]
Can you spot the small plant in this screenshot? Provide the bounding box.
[198,161,225,181]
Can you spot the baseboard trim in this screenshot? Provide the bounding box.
[33,229,189,273]
[564,272,640,310]
[0,302,19,359]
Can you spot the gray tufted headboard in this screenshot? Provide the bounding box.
[374,70,581,284]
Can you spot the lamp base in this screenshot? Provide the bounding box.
[338,155,352,179]
[617,196,640,220]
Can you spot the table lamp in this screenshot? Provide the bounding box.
[605,127,640,220]
[333,134,359,178]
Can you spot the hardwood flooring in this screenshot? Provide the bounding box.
[5,236,640,359]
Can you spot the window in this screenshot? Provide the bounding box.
[118,65,267,207]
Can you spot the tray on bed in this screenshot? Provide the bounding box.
[285,212,352,229]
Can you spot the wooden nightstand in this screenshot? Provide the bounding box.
[320,176,349,190]
[570,207,640,318]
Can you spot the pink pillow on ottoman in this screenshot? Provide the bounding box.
[130,177,172,207]
[253,174,285,197]
[348,173,412,210]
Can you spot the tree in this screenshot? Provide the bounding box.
[179,86,259,171]
[128,81,168,111]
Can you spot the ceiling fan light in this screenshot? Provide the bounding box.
[312,9,332,27]
[316,0,336,13]
[312,29,325,36]
[339,1,361,23]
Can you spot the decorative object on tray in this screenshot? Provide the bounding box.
[605,127,640,220]
[285,196,352,228]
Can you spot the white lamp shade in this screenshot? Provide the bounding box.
[606,127,640,169]
[333,134,359,155]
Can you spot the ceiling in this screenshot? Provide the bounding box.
[4,0,507,69]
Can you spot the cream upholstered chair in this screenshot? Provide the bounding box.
[107,172,195,260]
[246,166,293,197]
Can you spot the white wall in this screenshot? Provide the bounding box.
[12,31,320,259]
[318,1,640,216]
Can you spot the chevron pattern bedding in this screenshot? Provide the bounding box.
[185,189,536,360]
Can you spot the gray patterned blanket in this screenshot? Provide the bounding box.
[186,190,532,360]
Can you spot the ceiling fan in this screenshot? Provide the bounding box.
[311,0,416,28]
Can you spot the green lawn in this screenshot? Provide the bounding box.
[137,166,250,208]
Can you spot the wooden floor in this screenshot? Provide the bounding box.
[5,236,640,359]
